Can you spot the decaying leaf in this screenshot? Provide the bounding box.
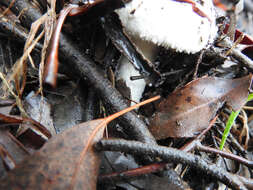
[0,130,30,163]
[0,113,52,139]
[0,96,159,189]
[23,91,55,135]
[149,75,252,139]
[16,92,56,150]
[0,130,30,178]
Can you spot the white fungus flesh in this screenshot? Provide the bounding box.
[116,0,217,53]
[116,37,157,106]
[115,0,218,105]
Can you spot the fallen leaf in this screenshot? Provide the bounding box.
[0,113,52,139]
[47,81,87,134]
[15,92,56,150]
[24,91,55,135]
[0,129,30,178]
[0,96,160,189]
[0,130,30,163]
[0,145,16,171]
[149,75,252,139]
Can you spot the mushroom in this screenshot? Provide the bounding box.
[115,0,217,105]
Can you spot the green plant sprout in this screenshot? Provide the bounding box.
[220,93,253,150]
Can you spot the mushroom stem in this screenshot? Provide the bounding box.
[116,36,158,105]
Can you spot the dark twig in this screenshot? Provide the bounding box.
[98,162,189,190]
[99,162,167,183]
[96,139,251,190]
[196,142,253,169]
[193,49,204,79]
[98,116,219,184]
[1,0,42,29]
[75,114,253,185]
[83,89,99,121]
[0,16,42,50]
[205,38,253,72]
[1,0,157,145]
[101,15,161,85]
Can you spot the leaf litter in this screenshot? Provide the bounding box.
[1,1,252,188]
[0,95,160,189]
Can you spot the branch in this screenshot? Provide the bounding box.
[96,139,252,190]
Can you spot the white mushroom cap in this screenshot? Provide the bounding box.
[116,0,217,53]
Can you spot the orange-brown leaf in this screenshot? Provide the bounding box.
[0,119,105,189]
[0,96,160,189]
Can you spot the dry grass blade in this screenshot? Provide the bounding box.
[0,72,27,117]
[44,0,105,87]
[0,0,15,18]
[0,0,56,116]
[43,4,78,87]
[38,0,56,94]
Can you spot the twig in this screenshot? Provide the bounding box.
[0,0,15,19]
[196,142,253,169]
[98,115,219,184]
[96,139,250,190]
[98,162,167,183]
[239,109,249,149]
[193,49,204,79]
[83,89,99,121]
[0,16,42,50]
[232,47,253,70]
[222,38,253,71]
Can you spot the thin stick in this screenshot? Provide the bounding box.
[196,142,253,169]
[105,95,160,123]
[193,50,204,80]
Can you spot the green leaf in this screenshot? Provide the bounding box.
[220,93,253,150]
[247,93,253,102]
[220,110,240,150]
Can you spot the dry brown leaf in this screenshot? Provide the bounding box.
[0,130,30,178]
[0,96,160,189]
[23,92,56,135]
[0,113,52,139]
[149,75,252,139]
